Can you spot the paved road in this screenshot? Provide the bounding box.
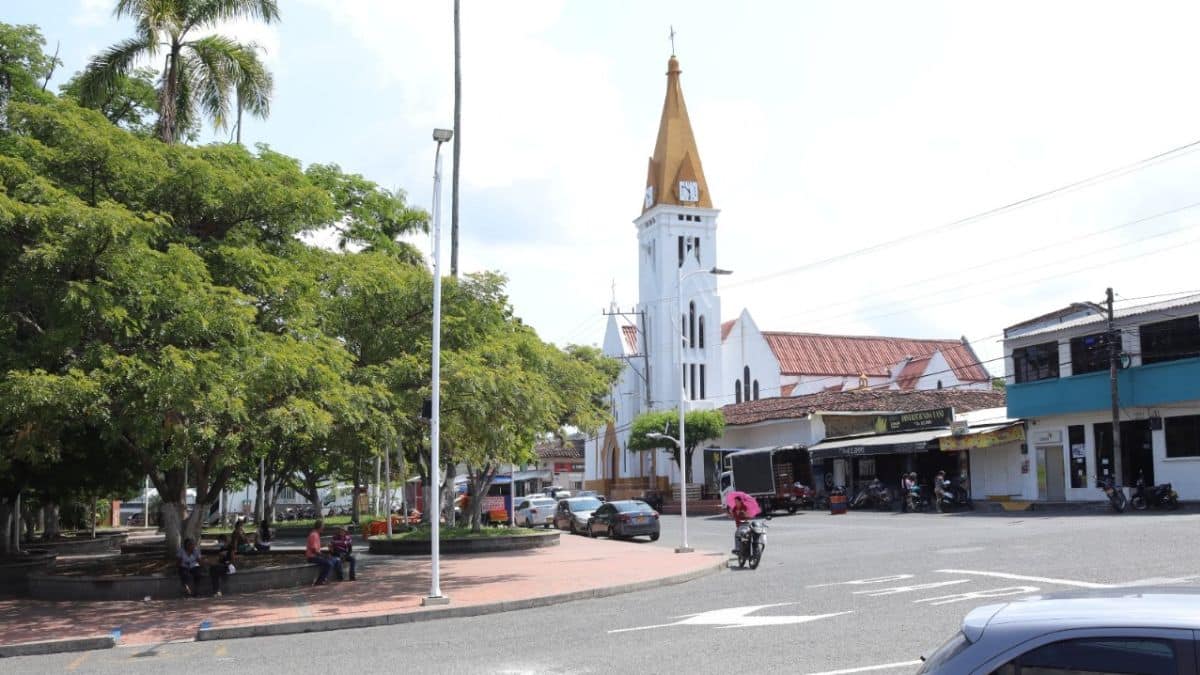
[12,508,1200,674]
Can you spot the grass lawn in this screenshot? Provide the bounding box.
[370,526,542,541]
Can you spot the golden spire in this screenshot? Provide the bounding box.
[643,55,712,212]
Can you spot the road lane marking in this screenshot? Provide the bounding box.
[853,579,969,596]
[807,575,914,588]
[65,653,89,671]
[913,586,1040,606]
[804,661,924,675]
[609,604,851,633]
[936,569,1112,589]
[1118,575,1200,587]
[215,645,227,657]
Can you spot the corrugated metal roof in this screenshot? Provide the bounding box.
[1007,293,1200,339]
[760,332,989,383]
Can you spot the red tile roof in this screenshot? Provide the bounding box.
[780,383,797,397]
[895,356,931,391]
[535,439,584,460]
[722,388,1005,426]
[721,319,736,341]
[760,332,989,382]
[621,324,638,352]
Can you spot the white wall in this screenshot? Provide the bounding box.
[720,418,816,450]
[968,441,1032,500]
[1029,406,1200,501]
[721,309,782,403]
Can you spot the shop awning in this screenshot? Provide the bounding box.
[939,422,1025,452]
[808,428,951,461]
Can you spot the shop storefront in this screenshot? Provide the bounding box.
[808,415,962,498]
[940,422,1027,500]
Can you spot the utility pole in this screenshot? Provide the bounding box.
[450,0,462,278]
[1106,287,1122,484]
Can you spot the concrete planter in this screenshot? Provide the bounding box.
[29,556,323,601]
[368,530,559,555]
[33,532,127,556]
[0,549,57,596]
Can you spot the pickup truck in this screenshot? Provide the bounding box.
[719,445,813,514]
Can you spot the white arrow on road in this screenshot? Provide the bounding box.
[608,603,851,633]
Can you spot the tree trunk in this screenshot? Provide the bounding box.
[89,498,97,538]
[351,459,361,525]
[156,46,181,144]
[160,501,183,554]
[443,462,456,527]
[254,461,264,522]
[43,503,59,539]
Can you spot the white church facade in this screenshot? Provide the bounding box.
[583,55,991,501]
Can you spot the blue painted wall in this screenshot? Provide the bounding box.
[1009,357,1200,418]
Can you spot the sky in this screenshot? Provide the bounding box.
[12,0,1200,376]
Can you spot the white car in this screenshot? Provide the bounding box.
[515,497,558,528]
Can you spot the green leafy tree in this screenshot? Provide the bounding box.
[78,0,278,144]
[627,408,726,475]
[0,23,59,103]
[61,66,159,135]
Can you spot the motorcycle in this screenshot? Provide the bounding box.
[936,478,973,511]
[1130,475,1179,511]
[735,519,768,570]
[905,485,927,513]
[1096,475,1127,513]
[851,479,893,511]
[788,484,817,512]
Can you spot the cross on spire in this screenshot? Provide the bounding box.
[669,25,677,56]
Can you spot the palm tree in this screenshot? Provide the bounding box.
[79,0,278,144]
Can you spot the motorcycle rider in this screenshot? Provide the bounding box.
[730,494,752,555]
[900,473,913,512]
[933,470,947,512]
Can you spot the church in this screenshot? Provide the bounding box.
[583,54,992,501]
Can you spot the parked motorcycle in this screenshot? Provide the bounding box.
[936,478,973,511]
[735,519,768,570]
[788,483,817,512]
[1096,475,1127,513]
[851,479,893,511]
[1130,475,1179,511]
[905,485,927,513]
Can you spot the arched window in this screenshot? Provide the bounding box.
[735,380,742,403]
[936,380,943,390]
[681,314,686,345]
[688,301,696,349]
[753,380,760,400]
[698,316,705,349]
[743,366,751,400]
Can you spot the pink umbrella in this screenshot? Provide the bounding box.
[724,491,762,519]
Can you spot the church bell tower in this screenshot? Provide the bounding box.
[635,54,723,413]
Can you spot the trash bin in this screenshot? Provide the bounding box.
[829,486,847,515]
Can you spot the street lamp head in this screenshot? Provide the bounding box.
[646,432,665,440]
[708,267,733,276]
[432,128,453,143]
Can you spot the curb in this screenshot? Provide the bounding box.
[0,635,115,658]
[196,555,726,641]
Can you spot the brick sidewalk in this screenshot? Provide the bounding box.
[0,536,723,648]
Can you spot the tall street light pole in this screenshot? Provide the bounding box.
[674,265,732,554]
[423,128,454,607]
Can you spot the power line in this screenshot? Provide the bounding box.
[722,136,1200,293]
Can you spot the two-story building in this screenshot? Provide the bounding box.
[1004,294,1200,501]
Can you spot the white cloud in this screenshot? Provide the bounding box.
[286,0,1200,366]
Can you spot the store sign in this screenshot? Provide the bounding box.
[940,425,1026,452]
[554,462,584,473]
[874,407,953,434]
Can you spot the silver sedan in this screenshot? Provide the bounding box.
[919,587,1200,674]
[553,497,603,534]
